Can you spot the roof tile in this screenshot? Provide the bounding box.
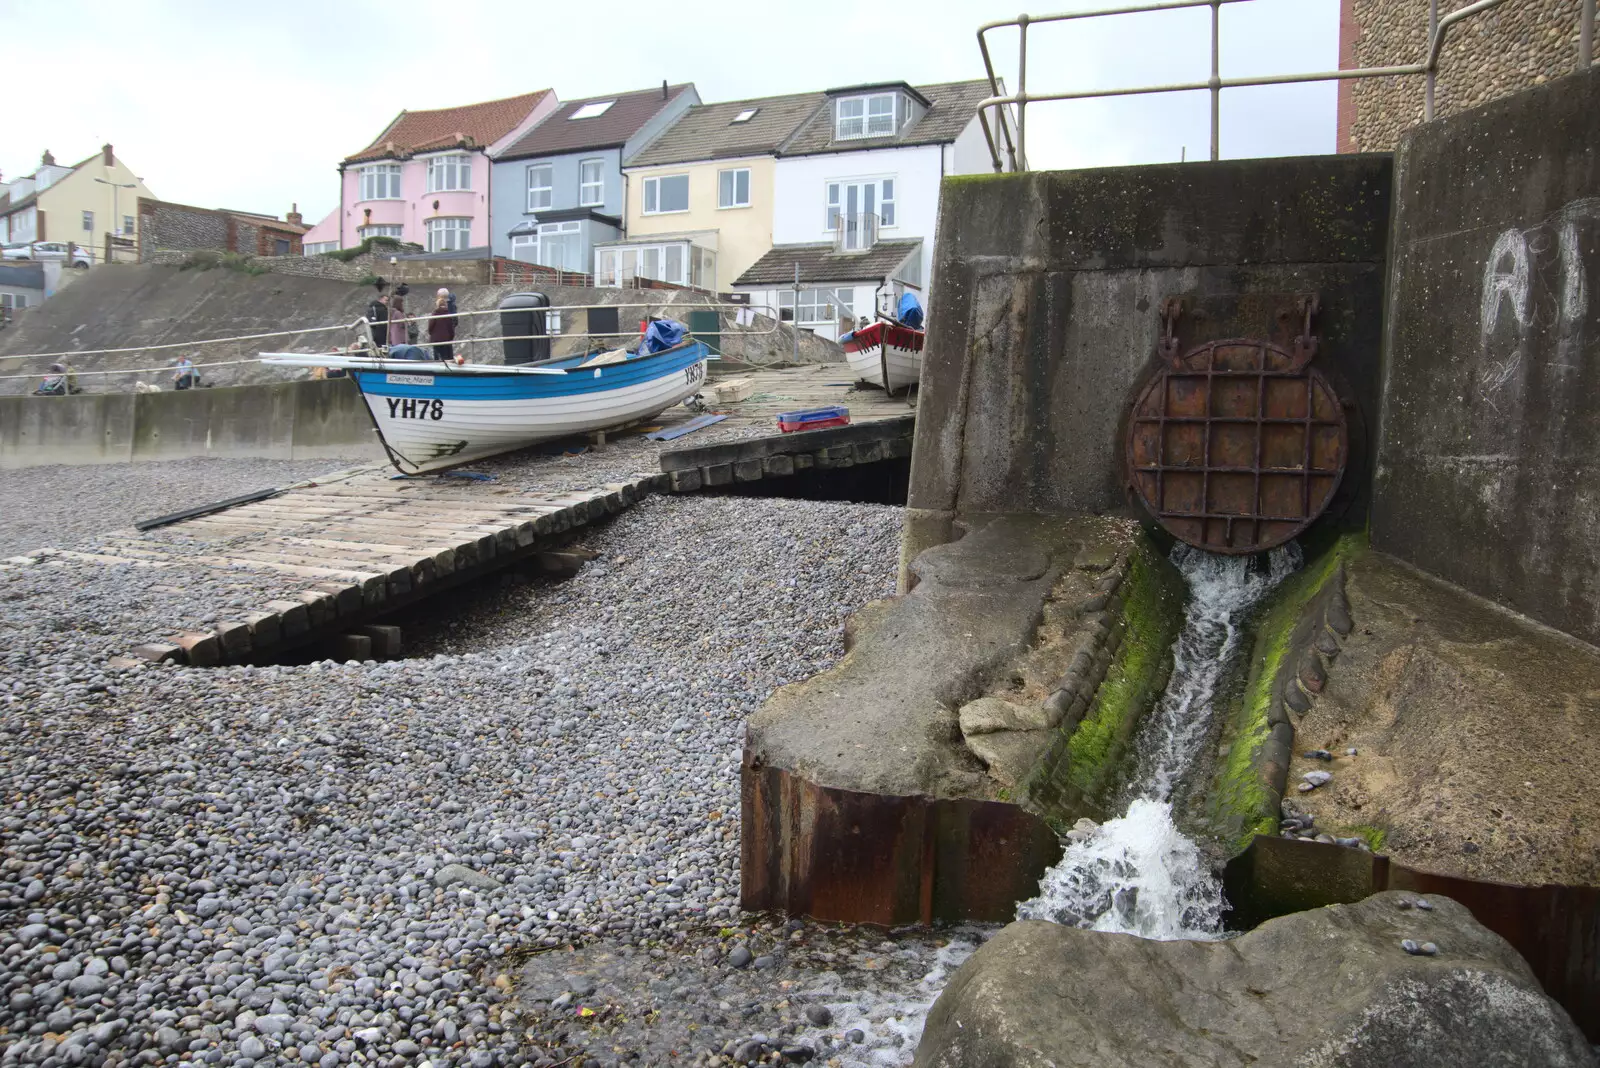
[346,90,553,163]
[499,84,695,160]
[779,79,994,157]
[734,239,923,287]
[625,92,826,168]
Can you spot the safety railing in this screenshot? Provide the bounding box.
[0,301,792,386]
[832,212,882,253]
[976,0,1596,173]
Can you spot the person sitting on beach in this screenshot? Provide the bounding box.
[173,355,199,390]
[33,363,69,396]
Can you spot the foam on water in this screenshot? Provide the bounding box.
[822,543,1303,1064]
[1018,543,1301,940]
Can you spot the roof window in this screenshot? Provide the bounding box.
[731,108,759,124]
[571,101,616,120]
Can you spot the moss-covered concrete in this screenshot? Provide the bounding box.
[1205,533,1363,853]
[1021,535,1185,826]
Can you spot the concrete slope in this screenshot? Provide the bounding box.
[0,264,371,394]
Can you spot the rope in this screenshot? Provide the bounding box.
[0,300,784,364]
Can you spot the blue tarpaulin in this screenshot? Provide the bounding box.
[642,319,688,354]
[388,344,430,361]
[897,292,924,329]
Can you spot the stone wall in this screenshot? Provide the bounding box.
[1341,0,1589,152]
[137,198,303,261]
[1370,63,1600,646]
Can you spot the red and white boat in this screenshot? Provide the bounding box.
[841,319,925,395]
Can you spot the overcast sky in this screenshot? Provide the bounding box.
[1,0,1339,224]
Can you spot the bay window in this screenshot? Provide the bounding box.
[358,163,401,201]
[426,153,471,193]
[426,217,471,252]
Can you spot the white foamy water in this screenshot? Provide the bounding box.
[1018,543,1301,940]
[823,544,1303,1066]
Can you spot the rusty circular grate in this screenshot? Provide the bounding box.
[1126,338,1347,555]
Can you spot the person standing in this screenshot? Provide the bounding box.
[427,288,458,361]
[388,284,410,349]
[366,279,390,350]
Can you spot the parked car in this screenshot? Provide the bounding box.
[1,241,91,268]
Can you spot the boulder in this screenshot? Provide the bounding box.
[915,892,1594,1068]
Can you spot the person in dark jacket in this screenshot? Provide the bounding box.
[427,288,458,361]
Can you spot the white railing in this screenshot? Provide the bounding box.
[975,0,1596,173]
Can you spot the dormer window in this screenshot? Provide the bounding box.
[731,108,759,124]
[836,93,897,139]
[570,101,615,120]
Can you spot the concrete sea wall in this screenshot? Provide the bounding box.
[1371,63,1600,648]
[0,378,380,468]
[905,155,1392,571]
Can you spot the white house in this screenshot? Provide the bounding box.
[733,79,1010,341]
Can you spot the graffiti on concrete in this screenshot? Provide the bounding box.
[1477,198,1598,411]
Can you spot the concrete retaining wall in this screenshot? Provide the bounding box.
[905,156,1392,566]
[1371,64,1600,647]
[0,378,380,468]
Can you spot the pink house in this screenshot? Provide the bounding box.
[321,90,558,254]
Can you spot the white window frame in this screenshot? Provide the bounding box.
[0,293,28,311]
[778,288,854,326]
[642,174,690,215]
[122,215,134,236]
[304,241,339,256]
[836,93,897,140]
[578,159,605,207]
[731,108,758,124]
[825,176,896,231]
[82,211,94,232]
[527,164,554,211]
[358,224,404,240]
[358,163,402,202]
[717,167,750,210]
[570,100,615,120]
[425,153,472,193]
[425,217,471,253]
[593,241,691,286]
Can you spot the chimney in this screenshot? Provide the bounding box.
[102,143,114,166]
[41,150,55,167]
[662,79,668,100]
[286,202,303,227]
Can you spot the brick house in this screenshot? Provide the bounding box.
[137,199,310,261]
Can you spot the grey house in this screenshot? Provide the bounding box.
[0,261,46,322]
[490,84,699,270]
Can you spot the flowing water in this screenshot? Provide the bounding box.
[1017,543,1301,939]
[823,543,1302,1064]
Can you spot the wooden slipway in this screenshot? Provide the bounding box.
[1,467,662,667]
[0,364,917,666]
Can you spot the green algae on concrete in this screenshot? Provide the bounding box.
[1205,533,1364,853]
[1022,535,1185,826]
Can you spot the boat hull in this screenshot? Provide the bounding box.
[350,343,708,473]
[842,322,924,393]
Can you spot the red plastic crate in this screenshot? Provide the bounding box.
[777,405,851,433]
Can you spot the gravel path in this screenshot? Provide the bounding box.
[0,494,915,1067]
[0,458,371,557]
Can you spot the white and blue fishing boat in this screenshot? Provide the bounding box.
[261,329,709,474]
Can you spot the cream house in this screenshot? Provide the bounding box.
[606,91,823,292]
[0,145,154,260]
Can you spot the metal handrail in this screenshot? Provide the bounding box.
[973,0,1596,173]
